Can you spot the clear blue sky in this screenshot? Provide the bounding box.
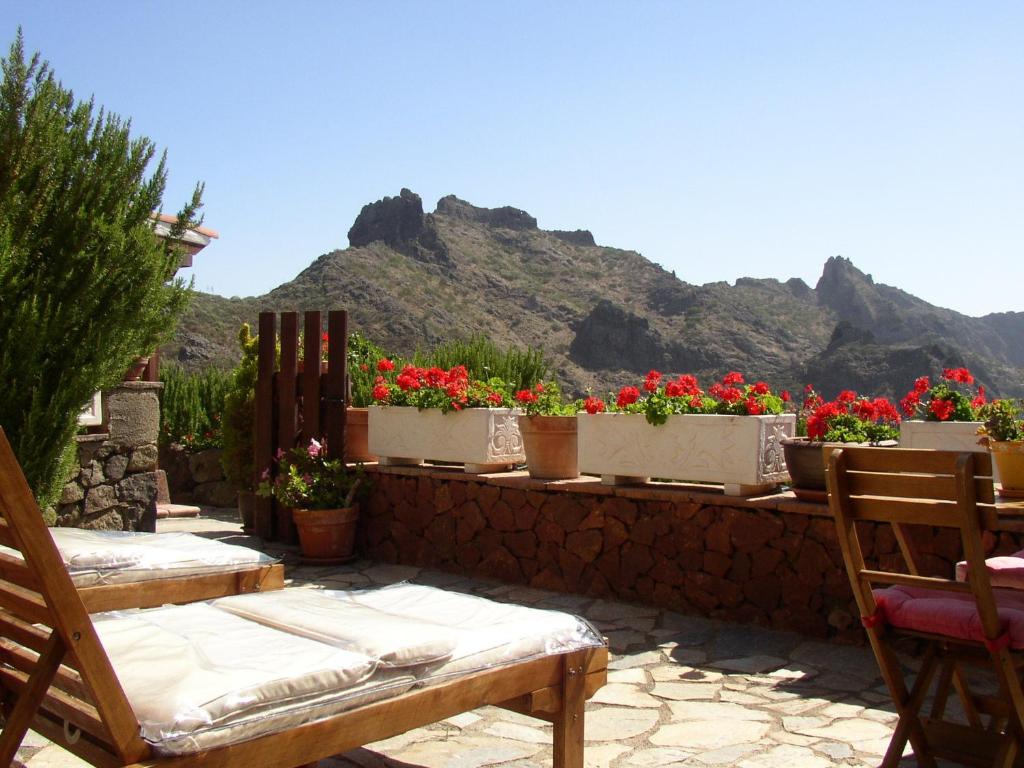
[8,2,1023,316]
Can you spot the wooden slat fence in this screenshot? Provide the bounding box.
[253,309,349,543]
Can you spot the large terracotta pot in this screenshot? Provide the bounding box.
[577,412,794,496]
[292,506,359,564]
[520,415,579,480]
[991,441,1024,497]
[237,489,256,532]
[345,407,376,463]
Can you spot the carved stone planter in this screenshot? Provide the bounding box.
[368,407,525,473]
[900,420,998,481]
[577,413,795,496]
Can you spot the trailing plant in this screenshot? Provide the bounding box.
[590,371,786,426]
[977,399,1024,443]
[514,381,579,416]
[257,438,368,509]
[0,31,202,508]
[804,390,901,444]
[159,365,229,450]
[900,368,986,422]
[220,324,259,491]
[371,364,511,413]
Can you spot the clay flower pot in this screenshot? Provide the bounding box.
[292,506,359,564]
[345,407,376,463]
[783,437,897,503]
[991,440,1024,497]
[123,356,150,381]
[520,415,579,480]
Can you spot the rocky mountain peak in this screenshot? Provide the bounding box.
[347,188,450,265]
[435,195,538,230]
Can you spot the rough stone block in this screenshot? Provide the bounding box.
[105,383,162,447]
[80,460,105,488]
[60,482,84,505]
[81,509,124,531]
[105,453,129,481]
[128,444,159,473]
[188,448,225,484]
[192,481,237,508]
[84,485,117,515]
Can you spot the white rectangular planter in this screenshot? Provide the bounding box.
[899,420,998,482]
[368,406,525,473]
[577,412,796,496]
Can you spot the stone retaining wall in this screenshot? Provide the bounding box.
[360,466,1024,641]
[57,383,162,531]
[160,445,236,507]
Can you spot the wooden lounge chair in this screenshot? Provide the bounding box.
[827,446,1024,767]
[0,426,608,767]
[0,435,282,613]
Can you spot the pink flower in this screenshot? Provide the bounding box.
[307,439,322,458]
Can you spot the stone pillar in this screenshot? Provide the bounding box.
[57,382,163,531]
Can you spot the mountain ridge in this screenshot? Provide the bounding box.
[168,189,1024,400]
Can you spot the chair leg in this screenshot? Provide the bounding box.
[877,640,940,768]
[0,632,65,768]
[553,650,588,768]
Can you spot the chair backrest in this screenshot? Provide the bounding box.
[0,427,148,765]
[826,446,1003,644]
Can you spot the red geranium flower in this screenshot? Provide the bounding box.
[723,371,745,386]
[781,390,791,402]
[745,397,764,415]
[943,367,974,384]
[486,391,504,406]
[914,376,930,393]
[929,398,955,421]
[837,390,857,403]
[377,358,395,372]
[515,390,538,405]
[584,396,606,415]
[900,391,920,417]
[752,381,770,396]
[372,384,390,402]
[972,385,987,409]
[617,386,641,408]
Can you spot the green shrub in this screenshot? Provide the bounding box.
[348,331,390,408]
[415,336,548,393]
[159,365,229,450]
[220,325,258,490]
[0,31,201,508]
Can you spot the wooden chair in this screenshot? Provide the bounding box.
[827,446,1024,768]
[0,426,608,767]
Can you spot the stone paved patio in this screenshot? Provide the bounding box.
[16,509,962,767]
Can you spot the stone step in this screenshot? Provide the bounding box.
[156,502,201,519]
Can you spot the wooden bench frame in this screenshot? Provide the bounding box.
[828,446,1024,768]
[0,427,607,767]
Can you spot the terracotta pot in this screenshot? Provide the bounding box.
[991,441,1024,496]
[123,356,150,382]
[292,506,359,564]
[520,415,579,480]
[345,407,376,463]
[237,490,256,532]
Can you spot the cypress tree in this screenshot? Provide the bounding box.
[0,31,203,509]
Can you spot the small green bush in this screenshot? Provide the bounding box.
[159,365,229,450]
[221,325,258,490]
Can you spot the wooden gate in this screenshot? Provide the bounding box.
[253,309,349,543]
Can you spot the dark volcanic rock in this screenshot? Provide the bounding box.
[825,320,876,353]
[570,300,666,373]
[550,229,596,247]
[348,189,450,265]
[435,195,538,230]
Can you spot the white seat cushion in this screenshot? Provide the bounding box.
[0,528,277,586]
[94,603,399,755]
[213,589,459,669]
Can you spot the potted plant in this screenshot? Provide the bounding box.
[514,381,580,480]
[577,371,795,496]
[257,437,368,563]
[899,368,987,453]
[369,364,525,473]
[977,399,1024,496]
[221,324,259,531]
[783,386,901,502]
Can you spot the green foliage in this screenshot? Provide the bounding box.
[159,365,229,450]
[257,438,368,509]
[414,336,548,393]
[817,413,899,443]
[0,31,202,505]
[220,324,259,490]
[513,381,579,416]
[978,399,1024,443]
[347,330,389,408]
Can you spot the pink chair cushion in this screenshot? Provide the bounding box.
[955,549,1024,589]
[874,585,1024,649]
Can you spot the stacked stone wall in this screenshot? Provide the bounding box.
[160,445,235,507]
[359,467,1024,641]
[57,382,162,531]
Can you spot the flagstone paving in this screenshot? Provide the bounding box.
[16,509,962,767]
